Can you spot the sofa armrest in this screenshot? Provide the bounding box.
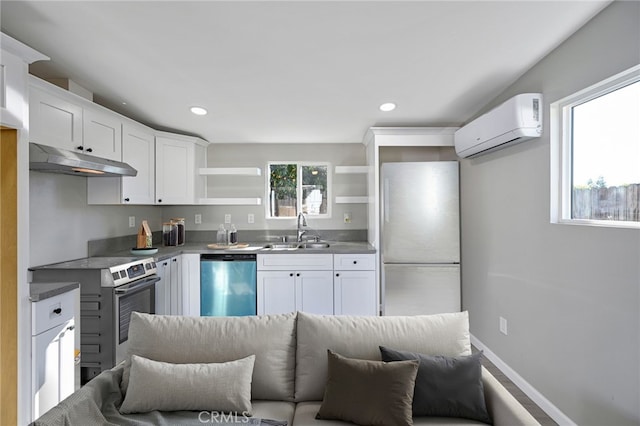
[482,366,541,426]
[30,364,125,426]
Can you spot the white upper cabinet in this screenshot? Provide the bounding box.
[29,75,124,160]
[29,81,83,151]
[87,122,156,205]
[82,107,122,161]
[155,133,207,205]
[0,33,48,129]
[121,124,155,204]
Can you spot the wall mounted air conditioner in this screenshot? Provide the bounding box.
[454,93,543,158]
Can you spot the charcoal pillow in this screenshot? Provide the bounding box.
[380,346,491,424]
[120,354,255,414]
[316,350,419,426]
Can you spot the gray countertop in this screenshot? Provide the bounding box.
[30,281,80,302]
[108,240,376,261]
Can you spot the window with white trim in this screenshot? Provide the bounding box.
[267,162,330,219]
[551,65,640,228]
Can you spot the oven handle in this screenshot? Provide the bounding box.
[114,275,160,294]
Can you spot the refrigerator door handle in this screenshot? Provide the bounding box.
[383,177,390,223]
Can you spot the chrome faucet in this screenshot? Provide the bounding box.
[297,212,307,242]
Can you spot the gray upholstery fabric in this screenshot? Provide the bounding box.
[380,347,491,423]
[121,312,297,401]
[295,311,471,401]
[120,354,255,414]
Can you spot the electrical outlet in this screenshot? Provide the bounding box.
[499,317,508,335]
[248,213,255,224]
[343,212,351,223]
[128,216,135,228]
[224,214,231,224]
[194,214,202,224]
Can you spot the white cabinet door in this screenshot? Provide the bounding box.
[29,85,83,152]
[169,256,183,315]
[257,271,296,315]
[297,270,334,314]
[121,124,155,204]
[181,254,201,317]
[156,136,194,204]
[155,259,171,315]
[82,107,122,160]
[334,270,377,316]
[32,318,75,420]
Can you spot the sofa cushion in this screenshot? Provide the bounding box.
[120,354,254,414]
[295,311,471,401]
[121,312,297,401]
[380,347,491,423]
[316,350,419,426]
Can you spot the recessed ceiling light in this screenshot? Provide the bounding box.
[379,102,396,112]
[190,106,208,116]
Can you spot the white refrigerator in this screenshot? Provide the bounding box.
[381,161,460,315]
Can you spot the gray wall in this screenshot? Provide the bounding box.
[162,143,368,233]
[460,2,640,425]
[29,171,162,266]
[30,143,367,265]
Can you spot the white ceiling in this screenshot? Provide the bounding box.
[1,1,610,144]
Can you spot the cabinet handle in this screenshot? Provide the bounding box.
[336,273,340,277]
[76,146,84,151]
[158,199,163,203]
[124,198,130,202]
[163,262,168,266]
[172,259,177,263]
[86,147,93,153]
[353,260,357,264]
[296,273,300,277]
[289,273,294,277]
[66,325,75,331]
[53,308,62,315]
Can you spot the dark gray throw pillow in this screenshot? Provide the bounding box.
[316,350,419,426]
[379,346,491,424]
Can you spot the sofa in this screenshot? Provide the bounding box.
[32,311,540,426]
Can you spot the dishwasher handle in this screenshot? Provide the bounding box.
[201,253,256,261]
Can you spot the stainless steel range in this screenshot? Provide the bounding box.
[31,257,158,384]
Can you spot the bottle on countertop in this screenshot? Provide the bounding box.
[217,224,227,245]
[172,217,185,246]
[228,224,238,245]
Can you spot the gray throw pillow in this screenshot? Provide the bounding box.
[316,350,419,426]
[120,354,255,415]
[380,346,491,424]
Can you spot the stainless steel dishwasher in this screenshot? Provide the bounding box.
[200,253,257,316]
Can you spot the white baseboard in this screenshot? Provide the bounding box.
[470,334,576,426]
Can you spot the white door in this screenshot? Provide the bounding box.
[169,256,183,315]
[334,270,377,316]
[32,319,75,420]
[155,259,171,315]
[155,137,194,204]
[83,108,122,160]
[121,124,155,204]
[257,271,296,315]
[29,86,83,152]
[383,264,460,315]
[297,270,334,315]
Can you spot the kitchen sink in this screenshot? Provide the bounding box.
[298,242,331,249]
[262,242,331,250]
[262,243,300,250]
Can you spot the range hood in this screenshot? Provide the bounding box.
[29,143,137,177]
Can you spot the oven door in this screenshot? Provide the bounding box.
[114,275,159,363]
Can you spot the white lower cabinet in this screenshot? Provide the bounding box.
[155,256,182,315]
[181,254,201,317]
[333,254,377,316]
[257,254,334,315]
[31,289,79,420]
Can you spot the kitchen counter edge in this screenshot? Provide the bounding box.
[30,281,80,302]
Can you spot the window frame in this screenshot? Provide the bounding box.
[550,64,640,229]
[265,161,332,220]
